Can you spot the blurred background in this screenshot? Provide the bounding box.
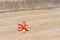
[0,0,60,12]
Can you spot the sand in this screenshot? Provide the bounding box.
[0,8,60,40]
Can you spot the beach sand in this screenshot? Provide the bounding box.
[0,8,60,40]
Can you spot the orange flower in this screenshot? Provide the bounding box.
[17,21,28,32]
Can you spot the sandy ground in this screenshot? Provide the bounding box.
[0,8,60,40]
